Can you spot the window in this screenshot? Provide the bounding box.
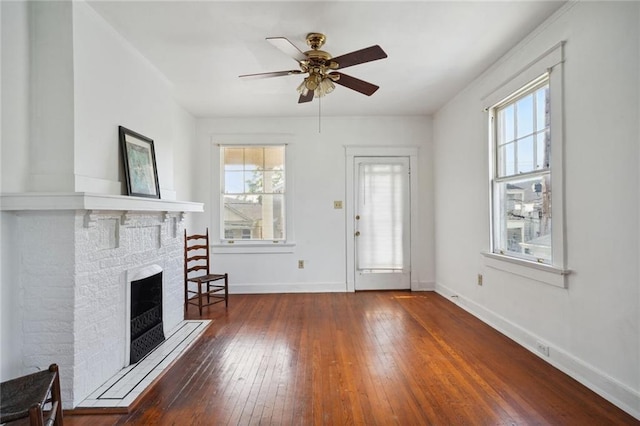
[221,146,286,242]
[484,42,568,287]
[491,76,551,264]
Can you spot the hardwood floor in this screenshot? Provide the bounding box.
[64,292,638,425]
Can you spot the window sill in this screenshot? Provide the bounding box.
[482,252,571,288]
[212,241,296,254]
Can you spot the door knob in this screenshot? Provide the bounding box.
[355,231,360,237]
[355,215,360,220]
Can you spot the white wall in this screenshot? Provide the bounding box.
[1,0,31,383]
[29,1,76,192]
[433,2,639,418]
[73,1,195,199]
[0,1,196,198]
[1,1,29,192]
[0,0,198,383]
[195,116,435,293]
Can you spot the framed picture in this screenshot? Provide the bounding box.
[119,126,161,199]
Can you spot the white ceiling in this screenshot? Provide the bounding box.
[87,1,566,118]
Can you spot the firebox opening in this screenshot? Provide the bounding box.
[130,271,165,364]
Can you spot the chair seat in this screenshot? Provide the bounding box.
[188,273,227,284]
[0,369,54,423]
[0,364,63,425]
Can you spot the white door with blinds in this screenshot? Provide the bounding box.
[354,157,411,290]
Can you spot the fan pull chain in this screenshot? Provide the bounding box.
[318,94,322,133]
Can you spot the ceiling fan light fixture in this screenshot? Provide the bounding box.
[304,73,321,91]
[296,80,309,96]
[316,77,335,97]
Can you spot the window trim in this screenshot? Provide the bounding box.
[484,42,570,288]
[210,134,295,254]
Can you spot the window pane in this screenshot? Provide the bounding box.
[264,170,285,193]
[494,175,551,263]
[536,131,547,170]
[222,194,285,240]
[244,170,264,193]
[501,105,516,143]
[223,194,259,240]
[224,148,244,171]
[263,147,284,170]
[517,135,534,174]
[260,194,285,240]
[243,147,263,171]
[224,171,244,193]
[504,143,515,176]
[516,94,534,137]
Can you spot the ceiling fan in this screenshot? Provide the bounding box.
[240,33,387,103]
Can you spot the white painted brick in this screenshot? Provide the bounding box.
[23,319,73,333]
[17,210,186,408]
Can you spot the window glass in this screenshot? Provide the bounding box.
[494,176,551,262]
[516,94,534,138]
[221,146,286,241]
[517,136,534,174]
[492,79,551,263]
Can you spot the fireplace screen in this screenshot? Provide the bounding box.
[130,271,165,363]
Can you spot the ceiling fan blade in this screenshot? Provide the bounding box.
[330,72,380,96]
[239,70,302,79]
[267,37,308,62]
[331,45,387,70]
[298,90,314,103]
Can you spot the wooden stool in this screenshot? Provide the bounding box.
[0,364,63,426]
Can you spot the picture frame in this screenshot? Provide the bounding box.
[119,126,161,199]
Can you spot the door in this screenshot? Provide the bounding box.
[354,157,411,290]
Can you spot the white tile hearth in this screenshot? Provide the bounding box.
[77,320,210,409]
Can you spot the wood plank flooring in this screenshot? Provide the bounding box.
[64,292,639,425]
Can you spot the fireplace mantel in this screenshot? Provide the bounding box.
[0,192,203,213]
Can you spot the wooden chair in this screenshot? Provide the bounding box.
[0,363,64,426]
[184,229,228,316]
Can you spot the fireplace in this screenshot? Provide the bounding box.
[127,265,165,364]
[0,193,204,408]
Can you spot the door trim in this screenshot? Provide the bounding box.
[345,146,420,292]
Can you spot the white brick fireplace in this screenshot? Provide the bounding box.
[1,193,203,408]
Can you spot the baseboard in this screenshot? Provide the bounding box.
[230,282,348,294]
[412,280,436,291]
[435,282,640,420]
[231,281,436,294]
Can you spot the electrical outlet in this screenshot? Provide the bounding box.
[536,341,550,357]
[298,260,304,269]
[477,274,483,286]
[334,200,343,209]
